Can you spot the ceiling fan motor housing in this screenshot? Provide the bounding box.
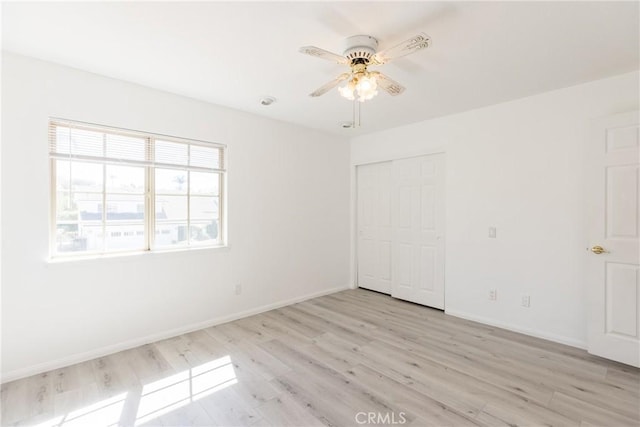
[343,35,378,64]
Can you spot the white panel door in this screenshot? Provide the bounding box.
[586,111,640,367]
[357,162,393,294]
[392,154,445,308]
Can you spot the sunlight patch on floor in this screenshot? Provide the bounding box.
[27,355,237,427]
[32,392,127,427]
[135,355,237,426]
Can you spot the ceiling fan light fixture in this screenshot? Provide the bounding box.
[338,82,355,100]
[356,74,378,102]
[338,72,379,102]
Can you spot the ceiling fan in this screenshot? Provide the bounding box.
[299,33,431,103]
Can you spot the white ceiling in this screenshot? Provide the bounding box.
[3,1,639,135]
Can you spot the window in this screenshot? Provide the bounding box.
[49,119,225,257]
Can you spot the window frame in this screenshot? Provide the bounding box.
[49,119,227,259]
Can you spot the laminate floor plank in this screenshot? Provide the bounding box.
[406,332,638,417]
[296,333,365,373]
[299,300,379,331]
[258,339,415,424]
[269,370,368,427]
[355,341,563,425]
[605,368,640,396]
[367,335,556,406]
[235,313,315,348]
[258,311,323,342]
[52,381,100,418]
[153,401,215,427]
[547,391,639,426]
[1,378,29,425]
[448,331,610,383]
[344,363,482,426]
[230,317,277,344]
[384,324,638,419]
[278,305,374,346]
[230,378,281,409]
[152,335,205,372]
[90,352,140,399]
[197,386,261,427]
[476,400,579,427]
[220,339,293,382]
[124,345,175,384]
[344,342,488,419]
[261,309,325,340]
[2,289,639,427]
[255,395,325,427]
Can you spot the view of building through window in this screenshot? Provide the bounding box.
[50,121,225,256]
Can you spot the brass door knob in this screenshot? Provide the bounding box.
[591,245,607,254]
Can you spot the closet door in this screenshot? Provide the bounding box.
[357,162,393,294]
[392,154,445,309]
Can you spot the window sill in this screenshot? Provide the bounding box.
[46,244,231,265]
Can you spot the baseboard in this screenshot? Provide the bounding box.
[1,285,350,383]
[445,308,587,350]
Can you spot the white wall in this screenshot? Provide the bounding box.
[352,71,639,348]
[1,53,351,381]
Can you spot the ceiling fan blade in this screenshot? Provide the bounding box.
[371,33,431,65]
[299,46,349,65]
[373,72,406,96]
[309,73,350,97]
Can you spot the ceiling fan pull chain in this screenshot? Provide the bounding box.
[352,98,356,128]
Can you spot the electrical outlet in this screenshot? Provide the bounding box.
[235,283,242,295]
[488,227,497,238]
[521,295,530,307]
[489,289,497,301]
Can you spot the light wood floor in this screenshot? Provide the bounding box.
[2,289,639,427]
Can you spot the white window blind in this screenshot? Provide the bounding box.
[48,120,225,173]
